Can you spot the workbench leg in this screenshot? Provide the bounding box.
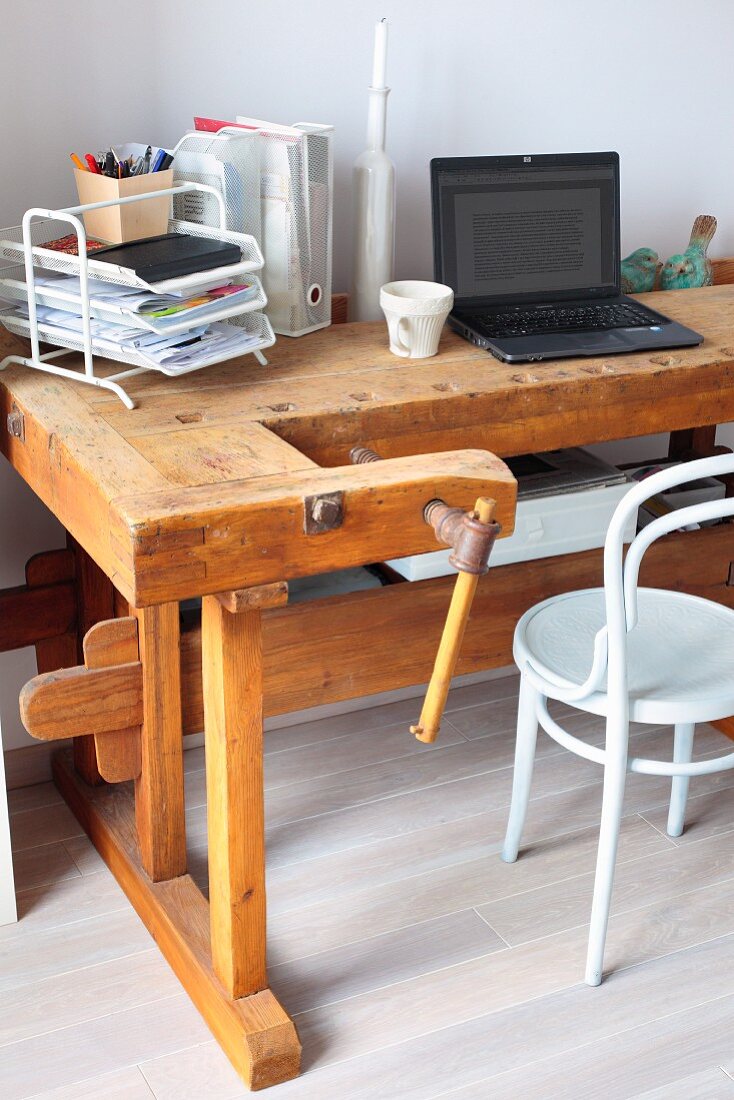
[134,603,187,882]
[69,537,115,786]
[202,594,267,997]
[670,424,734,744]
[668,425,718,460]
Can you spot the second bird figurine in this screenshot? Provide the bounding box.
[660,215,717,290]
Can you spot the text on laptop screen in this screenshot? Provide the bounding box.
[436,164,617,303]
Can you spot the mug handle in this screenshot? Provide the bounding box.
[388,314,412,358]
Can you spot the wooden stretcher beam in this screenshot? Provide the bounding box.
[177,523,734,731]
[0,558,76,653]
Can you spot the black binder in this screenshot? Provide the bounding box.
[92,233,242,282]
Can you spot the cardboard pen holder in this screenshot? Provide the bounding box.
[73,168,174,244]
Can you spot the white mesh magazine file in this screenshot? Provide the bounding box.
[235,118,334,337]
[170,129,262,241]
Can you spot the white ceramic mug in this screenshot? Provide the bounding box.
[380,280,454,359]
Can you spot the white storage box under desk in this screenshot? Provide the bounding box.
[387,482,636,581]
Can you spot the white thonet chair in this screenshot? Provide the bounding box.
[501,455,734,986]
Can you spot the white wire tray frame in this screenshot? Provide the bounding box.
[0,182,274,408]
[0,307,275,378]
[0,267,267,336]
[0,217,264,293]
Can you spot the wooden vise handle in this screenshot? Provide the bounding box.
[411,496,497,743]
[349,447,501,744]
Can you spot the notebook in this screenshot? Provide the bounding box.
[92,233,241,282]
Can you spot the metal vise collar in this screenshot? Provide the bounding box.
[424,500,501,575]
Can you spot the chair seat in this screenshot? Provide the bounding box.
[514,586,734,724]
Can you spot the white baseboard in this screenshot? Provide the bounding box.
[0,733,17,924]
[3,666,515,790]
[4,739,72,790]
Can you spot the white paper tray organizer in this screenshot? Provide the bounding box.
[0,182,274,409]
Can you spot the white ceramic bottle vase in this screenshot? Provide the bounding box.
[351,83,396,321]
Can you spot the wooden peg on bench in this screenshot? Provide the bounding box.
[20,617,143,782]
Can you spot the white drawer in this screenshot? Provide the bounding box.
[387,482,636,581]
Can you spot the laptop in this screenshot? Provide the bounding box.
[430,151,703,362]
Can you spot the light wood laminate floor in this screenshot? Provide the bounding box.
[2,674,734,1099]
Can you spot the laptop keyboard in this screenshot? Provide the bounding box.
[476,302,659,339]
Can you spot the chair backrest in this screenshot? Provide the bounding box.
[545,454,734,706]
[606,453,734,626]
[603,453,734,694]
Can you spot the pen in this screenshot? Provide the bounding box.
[70,153,88,172]
[84,153,101,174]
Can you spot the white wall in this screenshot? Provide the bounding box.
[0,0,160,748]
[2,0,733,746]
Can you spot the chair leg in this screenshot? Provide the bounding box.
[667,722,695,839]
[585,719,628,987]
[501,675,540,864]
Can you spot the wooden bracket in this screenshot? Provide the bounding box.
[215,581,289,614]
[20,616,142,782]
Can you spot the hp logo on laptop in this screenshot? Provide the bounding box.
[523,156,532,162]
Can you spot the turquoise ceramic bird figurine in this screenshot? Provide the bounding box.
[620,247,659,293]
[660,215,717,290]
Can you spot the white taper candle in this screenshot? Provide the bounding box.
[372,18,388,88]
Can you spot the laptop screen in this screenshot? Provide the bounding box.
[432,154,619,306]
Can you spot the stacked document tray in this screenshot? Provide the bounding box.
[0,267,268,337]
[0,218,264,290]
[0,308,274,378]
[0,196,275,406]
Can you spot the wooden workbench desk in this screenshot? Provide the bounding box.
[2,284,734,1089]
